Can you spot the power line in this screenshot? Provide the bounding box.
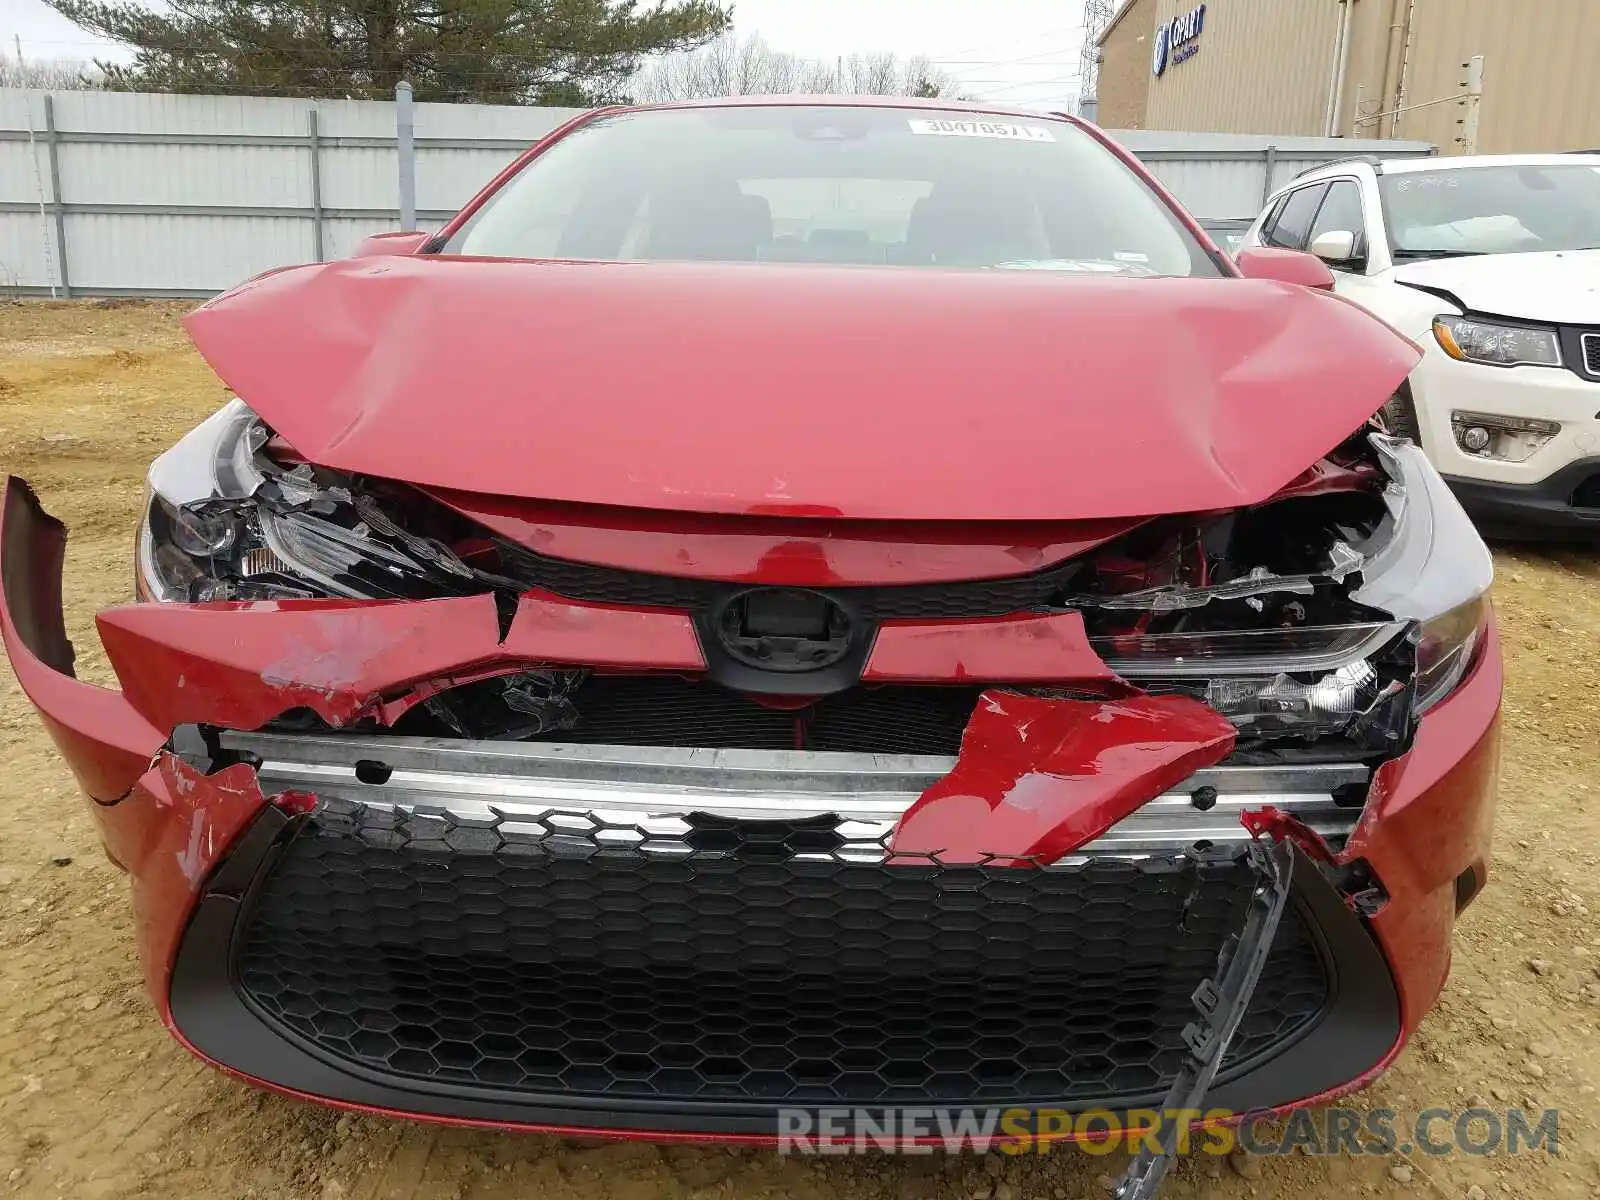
[923,26,1086,63]
[932,44,1086,75]
[970,73,1081,95]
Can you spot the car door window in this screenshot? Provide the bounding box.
[1255,193,1289,244]
[1265,185,1327,250]
[1308,180,1364,247]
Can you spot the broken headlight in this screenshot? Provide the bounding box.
[1078,434,1492,743]
[1352,435,1493,715]
[1099,624,1412,747]
[137,399,489,603]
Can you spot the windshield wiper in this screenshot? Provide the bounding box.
[1390,248,1487,260]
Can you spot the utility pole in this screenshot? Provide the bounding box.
[1455,55,1483,154]
[1078,0,1115,116]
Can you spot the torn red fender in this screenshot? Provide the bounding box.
[96,593,505,732]
[94,588,704,734]
[863,611,1124,684]
[0,478,165,800]
[889,690,1237,865]
[104,755,272,998]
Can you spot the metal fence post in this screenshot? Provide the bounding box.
[43,94,71,297]
[307,108,325,262]
[1260,144,1279,207]
[395,81,416,231]
[1456,55,1483,155]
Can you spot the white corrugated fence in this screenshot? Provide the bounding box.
[0,87,1433,298]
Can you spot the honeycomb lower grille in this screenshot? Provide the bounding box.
[234,800,1331,1109]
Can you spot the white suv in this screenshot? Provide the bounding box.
[1245,153,1600,537]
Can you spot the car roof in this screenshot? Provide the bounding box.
[1297,152,1600,180]
[1381,152,1600,172]
[614,94,1081,125]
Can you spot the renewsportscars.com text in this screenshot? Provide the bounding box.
[776,1106,1560,1157]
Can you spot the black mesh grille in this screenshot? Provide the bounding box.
[543,677,981,754]
[497,543,1083,620]
[1583,333,1600,377]
[234,802,1331,1109]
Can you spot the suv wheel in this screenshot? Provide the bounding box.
[1379,387,1422,444]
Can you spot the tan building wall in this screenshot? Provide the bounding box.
[1095,0,1156,129]
[1142,0,1345,135]
[1097,0,1600,153]
[1342,0,1600,153]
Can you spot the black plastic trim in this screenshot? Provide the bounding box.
[1444,456,1600,537]
[168,816,1400,1135]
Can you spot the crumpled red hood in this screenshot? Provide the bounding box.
[186,256,1419,521]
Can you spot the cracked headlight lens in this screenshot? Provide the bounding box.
[1412,593,1490,714]
[1353,436,1494,715]
[137,399,489,603]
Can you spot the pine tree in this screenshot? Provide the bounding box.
[46,0,731,103]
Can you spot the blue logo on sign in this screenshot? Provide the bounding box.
[1153,3,1206,76]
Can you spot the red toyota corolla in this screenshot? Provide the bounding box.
[0,99,1497,1186]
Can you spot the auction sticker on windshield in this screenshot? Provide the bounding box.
[907,118,1055,141]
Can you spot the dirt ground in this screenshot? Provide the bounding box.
[1,300,1598,1200]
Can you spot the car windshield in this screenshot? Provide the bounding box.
[1380,163,1600,257]
[443,105,1219,276]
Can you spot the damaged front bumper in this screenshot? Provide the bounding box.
[1,474,1501,1145]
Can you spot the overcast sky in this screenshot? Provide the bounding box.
[1,0,1089,108]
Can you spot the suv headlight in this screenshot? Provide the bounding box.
[1433,315,1561,368]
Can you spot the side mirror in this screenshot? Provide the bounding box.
[1307,229,1359,265]
[1234,246,1337,291]
[351,230,433,258]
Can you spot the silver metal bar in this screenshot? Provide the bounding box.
[0,201,458,221]
[0,130,542,151]
[395,80,417,232]
[42,95,70,298]
[307,109,324,263]
[220,731,1366,856]
[1,284,218,300]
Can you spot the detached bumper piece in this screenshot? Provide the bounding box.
[1114,840,1294,1200]
[171,793,1398,1136]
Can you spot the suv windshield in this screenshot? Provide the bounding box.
[443,105,1219,276]
[1380,163,1600,257]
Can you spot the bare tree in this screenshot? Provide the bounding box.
[0,53,103,89]
[631,33,961,102]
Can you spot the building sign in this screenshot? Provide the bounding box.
[1152,3,1207,77]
